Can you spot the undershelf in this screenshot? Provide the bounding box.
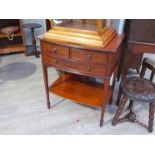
[0,44,25,54]
[49,74,112,107]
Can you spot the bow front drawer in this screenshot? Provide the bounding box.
[70,48,107,63]
[42,42,69,58]
[43,55,106,76]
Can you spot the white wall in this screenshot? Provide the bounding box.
[112,19,125,34]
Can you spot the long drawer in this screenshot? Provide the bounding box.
[43,55,106,76]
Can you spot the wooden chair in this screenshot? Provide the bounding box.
[112,77,155,133]
[116,57,155,106]
[140,57,155,81]
[112,61,155,132]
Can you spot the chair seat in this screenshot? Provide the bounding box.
[145,58,155,67]
[121,77,155,102]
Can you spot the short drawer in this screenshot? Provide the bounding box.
[70,48,107,63]
[43,55,67,68]
[42,42,69,58]
[77,63,106,75]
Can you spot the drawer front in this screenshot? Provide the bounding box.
[43,55,106,76]
[77,63,106,75]
[70,48,107,63]
[42,42,69,58]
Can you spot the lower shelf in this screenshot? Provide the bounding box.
[0,44,25,54]
[49,74,112,107]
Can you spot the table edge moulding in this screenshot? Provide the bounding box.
[39,19,124,127]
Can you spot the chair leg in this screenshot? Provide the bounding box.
[140,65,146,78]
[148,102,155,133]
[128,99,134,112]
[150,72,154,81]
[112,95,128,126]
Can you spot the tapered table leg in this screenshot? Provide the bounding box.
[42,64,50,109]
[100,79,109,127]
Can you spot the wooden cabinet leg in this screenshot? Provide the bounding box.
[100,79,109,127]
[110,65,119,105]
[116,85,122,106]
[42,64,50,109]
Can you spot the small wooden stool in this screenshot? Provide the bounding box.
[112,77,155,133]
[140,57,155,81]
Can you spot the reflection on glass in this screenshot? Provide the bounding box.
[53,19,106,32]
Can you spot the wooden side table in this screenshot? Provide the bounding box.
[23,23,41,57]
[39,34,124,127]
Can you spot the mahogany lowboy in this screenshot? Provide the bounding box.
[40,35,124,127]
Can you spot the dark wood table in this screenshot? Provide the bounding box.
[116,20,155,106]
[119,20,155,79]
[39,34,124,127]
[23,23,41,57]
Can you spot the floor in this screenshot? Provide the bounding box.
[0,53,154,135]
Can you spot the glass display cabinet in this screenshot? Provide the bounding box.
[43,19,117,48]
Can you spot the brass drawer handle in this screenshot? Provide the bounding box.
[51,48,57,54]
[87,54,92,60]
[87,66,92,72]
[53,59,58,65]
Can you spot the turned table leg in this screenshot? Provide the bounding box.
[31,28,39,58]
[42,64,50,109]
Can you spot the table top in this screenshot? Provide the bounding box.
[23,23,42,29]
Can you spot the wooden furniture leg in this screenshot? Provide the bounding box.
[148,102,155,133]
[112,95,128,126]
[128,99,134,111]
[116,64,128,106]
[42,64,50,109]
[116,86,122,106]
[31,28,39,58]
[140,64,146,78]
[100,79,109,127]
[150,72,154,81]
[140,58,155,82]
[110,65,119,105]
